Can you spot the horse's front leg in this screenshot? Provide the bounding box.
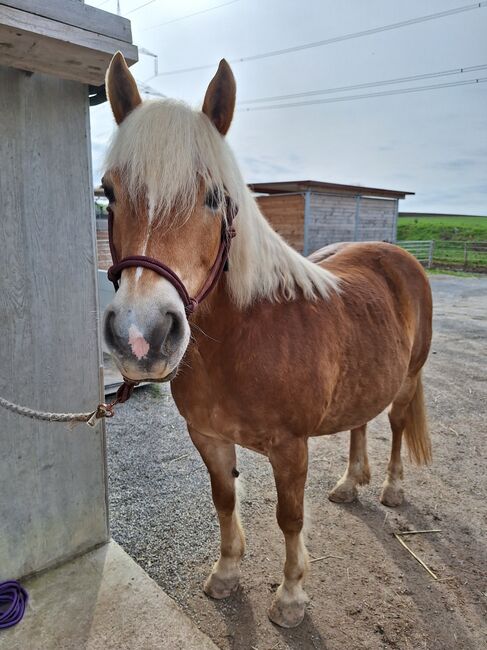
[188,427,245,598]
[268,435,309,628]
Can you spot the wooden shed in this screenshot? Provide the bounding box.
[250,180,414,255]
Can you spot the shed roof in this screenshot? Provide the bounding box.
[94,180,414,200]
[248,180,414,199]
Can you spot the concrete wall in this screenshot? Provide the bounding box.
[0,66,108,579]
[306,192,397,254]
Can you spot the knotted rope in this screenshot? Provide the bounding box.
[0,581,28,629]
[0,380,137,428]
[0,395,110,427]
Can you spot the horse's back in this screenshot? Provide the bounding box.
[315,241,433,373]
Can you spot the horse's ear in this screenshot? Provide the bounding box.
[202,59,236,136]
[106,51,142,125]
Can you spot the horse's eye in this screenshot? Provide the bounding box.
[103,184,115,203]
[205,189,221,211]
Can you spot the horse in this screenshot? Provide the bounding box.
[102,52,432,628]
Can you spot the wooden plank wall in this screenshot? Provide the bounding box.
[0,66,108,579]
[356,197,396,242]
[308,193,357,253]
[307,193,397,254]
[256,194,305,252]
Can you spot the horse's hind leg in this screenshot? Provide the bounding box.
[381,375,421,507]
[381,405,406,507]
[188,427,245,598]
[329,424,370,503]
[268,436,309,628]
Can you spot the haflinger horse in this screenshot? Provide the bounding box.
[102,52,432,628]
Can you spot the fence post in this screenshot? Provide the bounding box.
[463,242,468,269]
[428,240,434,268]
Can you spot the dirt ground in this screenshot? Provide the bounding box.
[107,275,487,650]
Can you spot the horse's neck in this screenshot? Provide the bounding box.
[188,273,247,361]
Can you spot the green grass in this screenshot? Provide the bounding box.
[397,214,487,269]
[398,214,487,242]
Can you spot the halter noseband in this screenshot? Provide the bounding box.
[106,197,237,316]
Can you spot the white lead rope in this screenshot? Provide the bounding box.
[0,395,113,428]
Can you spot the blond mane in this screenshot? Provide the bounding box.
[105,99,340,308]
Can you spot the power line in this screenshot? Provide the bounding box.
[127,0,158,14]
[149,1,487,77]
[142,0,240,32]
[239,77,487,112]
[239,64,487,105]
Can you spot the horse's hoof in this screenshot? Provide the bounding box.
[328,483,358,503]
[380,484,404,507]
[203,572,239,599]
[268,597,306,628]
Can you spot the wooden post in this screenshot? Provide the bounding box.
[428,240,434,268]
[303,191,311,256]
[0,1,137,580]
[353,195,361,241]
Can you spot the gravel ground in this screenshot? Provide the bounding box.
[107,275,487,650]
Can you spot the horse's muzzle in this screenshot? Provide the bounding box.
[103,304,186,381]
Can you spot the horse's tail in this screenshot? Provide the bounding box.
[403,372,432,465]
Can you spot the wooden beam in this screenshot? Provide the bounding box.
[0,5,138,85]
[0,66,109,578]
[0,0,133,43]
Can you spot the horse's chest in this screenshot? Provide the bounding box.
[170,352,273,453]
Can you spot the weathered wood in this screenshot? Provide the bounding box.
[0,0,133,43]
[257,194,305,252]
[307,193,397,253]
[249,180,413,200]
[0,4,137,85]
[255,190,398,255]
[0,65,108,579]
[357,197,396,242]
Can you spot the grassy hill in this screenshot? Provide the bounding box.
[398,214,487,241]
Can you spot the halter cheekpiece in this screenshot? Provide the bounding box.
[107,196,237,316]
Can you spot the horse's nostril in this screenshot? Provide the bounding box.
[166,311,183,342]
[104,309,117,348]
[148,311,183,352]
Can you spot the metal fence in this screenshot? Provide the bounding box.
[398,240,434,267]
[398,240,487,270]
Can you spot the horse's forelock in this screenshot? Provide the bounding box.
[105,99,242,227]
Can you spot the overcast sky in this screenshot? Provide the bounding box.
[87,0,487,215]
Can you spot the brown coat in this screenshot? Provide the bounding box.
[172,242,432,455]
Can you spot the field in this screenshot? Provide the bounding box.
[107,276,487,650]
[398,214,487,241]
[398,214,487,269]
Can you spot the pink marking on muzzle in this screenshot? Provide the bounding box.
[128,324,150,360]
